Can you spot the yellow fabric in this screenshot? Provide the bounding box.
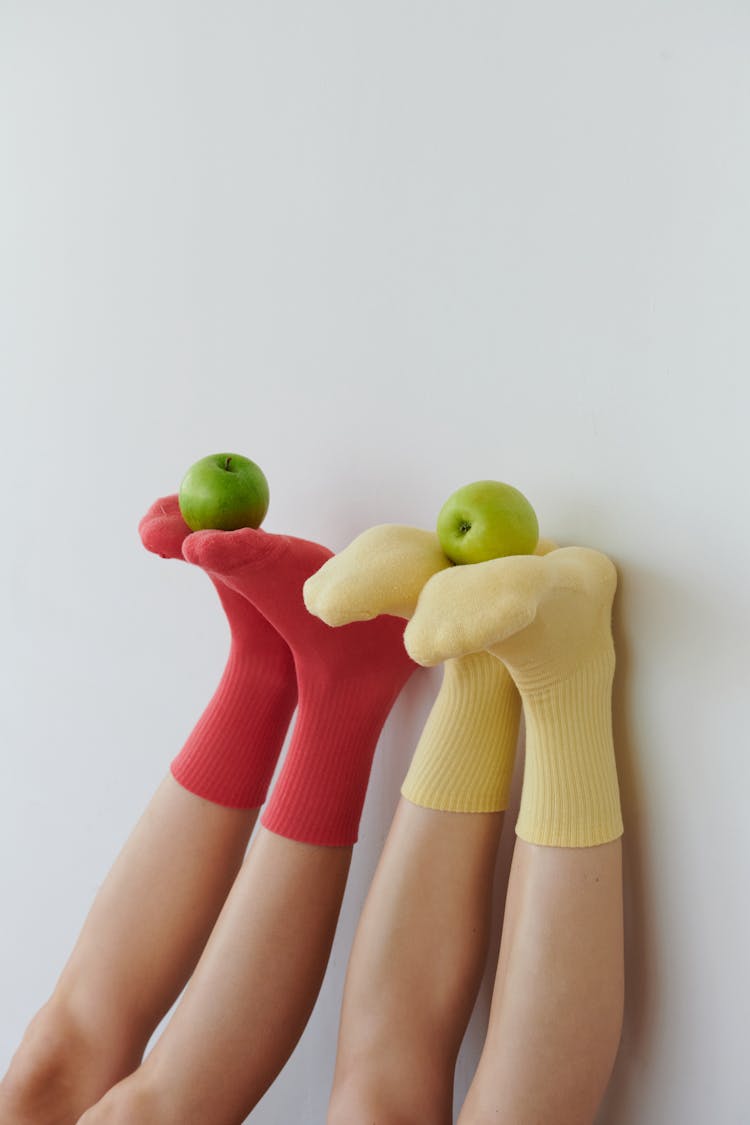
[401,652,520,812]
[405,547,623,847]
[304,524,520,813]
[304,524,452,626]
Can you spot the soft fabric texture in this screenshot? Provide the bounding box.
[404,547,623,847]
[304,524,452,625]
[305,524,521,814]
[400,652,520,812]
[140,496,298,807]
[183,527,416,846]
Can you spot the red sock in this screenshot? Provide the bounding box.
[182,528,417,846]
[139,497,297,807]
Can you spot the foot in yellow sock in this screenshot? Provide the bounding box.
[404,546,623,847]
[304,525,451,625]
[304,525,522,812]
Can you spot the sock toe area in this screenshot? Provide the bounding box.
[182,527,289,572]
[303,570,376,626]
[139,495,191,559]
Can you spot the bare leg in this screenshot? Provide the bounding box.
[0,775,257,1125]
[459,839,624,1124]
[405,546,626,1124]
[78,827,352,1124]
[302,527,527,1123]
[2,497,297,1123]
[328,800,504,1125]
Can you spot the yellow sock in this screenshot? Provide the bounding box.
[401,652,520,812]
[304,524,520,812]
[304,524,451,626]
[404,547,623,847]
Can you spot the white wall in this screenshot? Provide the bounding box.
[2,3,749,1122]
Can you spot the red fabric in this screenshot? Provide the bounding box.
[183,527,417,846]
[140,497,297,807]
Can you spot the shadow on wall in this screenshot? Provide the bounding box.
[598,561,656,1124]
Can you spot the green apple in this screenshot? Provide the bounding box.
[437,480,538,565]
[178,453,270,532]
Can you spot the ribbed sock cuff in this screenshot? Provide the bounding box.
[401,652,521,813]
[515,649,623,847]
[170,650,297,809]
[261,676,399,847]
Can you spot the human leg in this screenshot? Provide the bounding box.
[0,498,297,1124]
[326,650,521,1125]
[77,526,416,1124]
[328,802,504,1125]
[406,545,625,1124]
[458,839,623,1125]
[305,528,523,1123]
[0,778,258,1125]
[77,829,352,1125]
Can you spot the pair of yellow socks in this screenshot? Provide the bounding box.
[304,526,622,847]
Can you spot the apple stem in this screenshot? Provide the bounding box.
[224,456,232,471]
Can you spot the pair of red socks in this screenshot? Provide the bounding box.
[139,497,415,846]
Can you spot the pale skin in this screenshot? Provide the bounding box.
[308,526,624,1125]
[458,838,623,1125]
[328,803,505,1125]
[0,786,353,1125]
[2,523,623,1125]
[308,532,510,1124]
[76,829,352,1125]
[0,505,367,1125]
[0,776,259,1124]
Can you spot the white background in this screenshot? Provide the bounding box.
[2,3,749,1122]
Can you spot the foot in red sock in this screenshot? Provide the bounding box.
[139,496,297,808]
[182,528,418,845]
